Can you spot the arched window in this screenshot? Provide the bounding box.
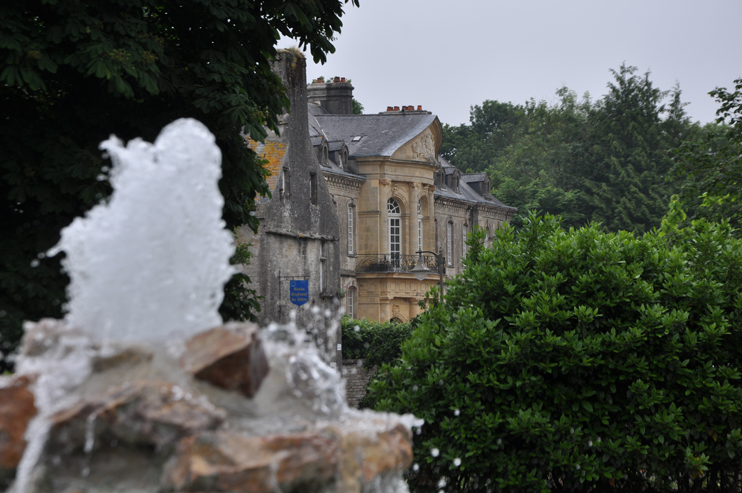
[388,198,401,267]
[417,199,423,253]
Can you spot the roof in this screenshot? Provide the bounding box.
[462,173,488,183]
[308,113,438,158]
[435,157,515,210]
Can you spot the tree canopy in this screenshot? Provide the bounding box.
[369,216,742,492]
[0,0,358,367]
[441,65,696,233]
[673,78,742,229]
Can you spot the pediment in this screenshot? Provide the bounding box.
[391,119,442,164]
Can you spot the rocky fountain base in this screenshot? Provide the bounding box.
[1,319,415,493]
[0,119,418,493]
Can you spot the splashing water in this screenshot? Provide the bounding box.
[48,119,234,343]
[11,120,418,493]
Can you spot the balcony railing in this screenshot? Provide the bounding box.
[355,254,440,274]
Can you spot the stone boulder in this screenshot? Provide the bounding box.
[0,375,37,487]
[179,323,269,398]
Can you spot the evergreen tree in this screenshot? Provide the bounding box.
[584,64,685,234]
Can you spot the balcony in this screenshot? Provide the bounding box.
[355,254,440,274]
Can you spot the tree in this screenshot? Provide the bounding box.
[674,78,742,228]
[352,98,364,115]
[369,216,742,492]
[583,65,689,234]
[0,0,358,368]
[440,66,695,234]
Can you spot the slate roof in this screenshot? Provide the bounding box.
[308,105,514,212]
[461,173,488,183]
[308,112,438,158]
[436,157,515,210]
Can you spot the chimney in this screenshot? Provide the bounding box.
[307,77,354,115]
[417,105,422,111]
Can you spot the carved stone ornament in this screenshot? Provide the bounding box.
[379,179,391,187]
[412,129,436,163]
[390,183,403,201]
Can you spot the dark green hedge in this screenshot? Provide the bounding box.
[369,213,742,492]
[341,316,413,369]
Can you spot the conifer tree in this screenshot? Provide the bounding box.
[584,64,683,234]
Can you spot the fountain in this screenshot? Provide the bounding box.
[0,119,419,493]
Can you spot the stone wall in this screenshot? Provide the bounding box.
[343,359,375,408]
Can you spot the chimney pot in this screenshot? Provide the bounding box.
[387,106,393,112]
[341,77,346,83]
[417,105,422,111]
[394,106,400,111]
[333,76,340,83]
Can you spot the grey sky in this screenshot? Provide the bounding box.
[279,0,742,127]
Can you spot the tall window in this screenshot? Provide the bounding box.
[346,287,355,318]
[388,198,401,268]
[462,224,467,256]
[347,204,354,255]
[417,199,423,253]
[446,221,453,266]
[310,172,317,205]
[319,241,326,291]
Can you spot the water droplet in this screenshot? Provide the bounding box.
[30,259,39,267]
[431,448,439,457]
[453,458,461,466]
[454,409,460,416]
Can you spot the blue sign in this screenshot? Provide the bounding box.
[290,280,309,306]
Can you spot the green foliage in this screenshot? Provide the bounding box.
[441,65,696,234]
[352,98,364,115]
[219,237,261,323]
[341,317,414,369]
[369,212,742,492]
[674,78,742,229]
[584,65,690,234]
[0,0,357,369]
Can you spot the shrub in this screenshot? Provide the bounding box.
[369,214,742,492]
[341,317,413,369]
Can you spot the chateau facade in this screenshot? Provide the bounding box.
[242,52,515,333]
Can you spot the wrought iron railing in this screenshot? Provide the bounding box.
[355,254,440,274]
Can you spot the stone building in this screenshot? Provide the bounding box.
[306,82,516,323]
[243,54,516,334]
[238,51,342,367]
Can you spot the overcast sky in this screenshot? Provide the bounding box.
[279,0,742,127]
